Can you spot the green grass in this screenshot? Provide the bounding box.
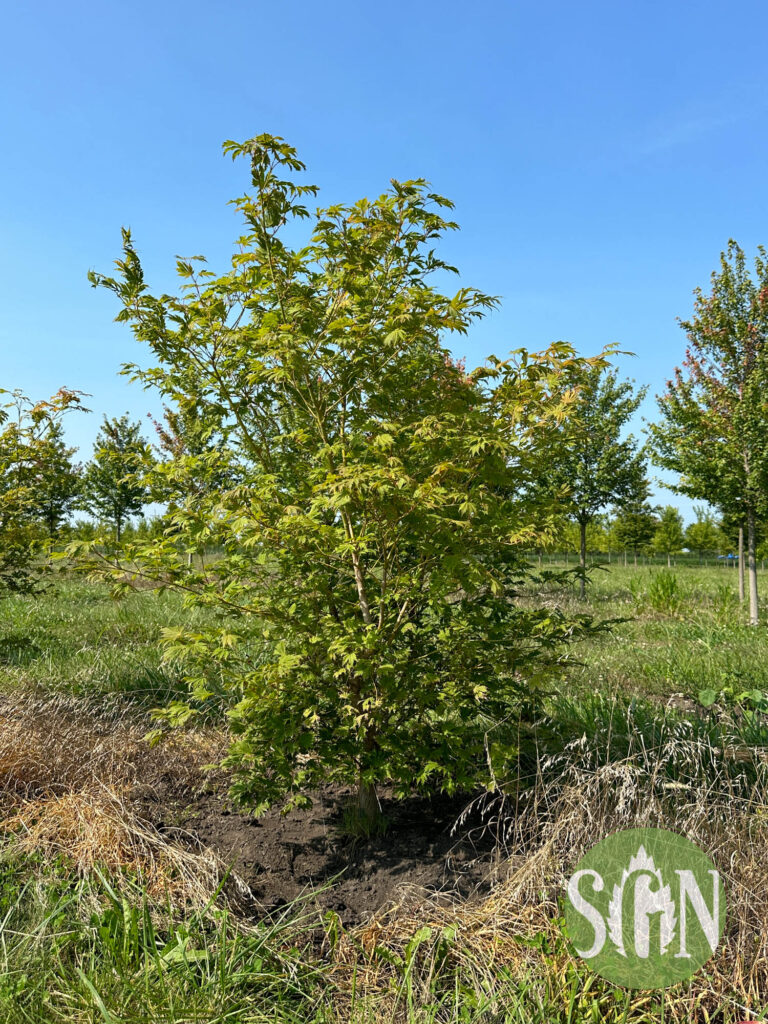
[0,855,326,1024]
[0,579,217,707]
[532,561,768,700]
[4,564,764,707]
[3,563,765,708]
[0,851,714,1024]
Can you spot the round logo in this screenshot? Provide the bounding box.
[565,828,726,989]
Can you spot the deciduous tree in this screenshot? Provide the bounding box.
[33,422,82,538]
[684,506,724,563]
[651,240,768,624]
[652,505,685,566]
[82,415,150,542]
[612,496,658,567]
[0,388,84,593]
[549,365,647,596]
[86,133,608,823]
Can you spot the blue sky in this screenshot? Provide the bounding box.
[3,0,768,521]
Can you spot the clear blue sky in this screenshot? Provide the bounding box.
[3,0,768,521]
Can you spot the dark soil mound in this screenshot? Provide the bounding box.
[148,786,505,926]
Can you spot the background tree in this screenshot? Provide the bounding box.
[33,422,82,538]
[549,364,647,596]
[612,498,658,567]
[87,133,607,825]
[148,403,238,562]
[651,240,768,625]
[685,506,724,563]
[82,415,149,542]
[652,505,685,566]
[0,388,83,594]
[558,517,610,564]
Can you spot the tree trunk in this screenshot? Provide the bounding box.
[579,521,587,599]
[633,550,637,568]
[739,527,745,604]
[356,779,380,826]
[667,552,671,568]
[748,510,759,626]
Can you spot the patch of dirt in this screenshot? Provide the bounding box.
[139,785,508,926]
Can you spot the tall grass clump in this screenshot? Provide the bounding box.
[645,569,685,615]
[0,860,324,1024]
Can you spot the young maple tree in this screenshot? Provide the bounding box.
[651,240,768,625]
[652,506,685,567]
[611,493,658,567]
[33,421,82,539]
[87,134,607,821]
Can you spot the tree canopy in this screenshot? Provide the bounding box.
[82,415,150,542]
[0,388,84,593]
[652,505,685,566]
[547,364,647,594]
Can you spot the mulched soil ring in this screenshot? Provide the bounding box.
[142,786,510,927]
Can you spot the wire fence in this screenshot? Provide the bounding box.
[524,551,761,570]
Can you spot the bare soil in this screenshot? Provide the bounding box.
[141,785,506,926]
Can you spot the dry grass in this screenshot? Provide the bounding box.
[0,690,223,799]
[1,787,229,902]
[0,692,245,907]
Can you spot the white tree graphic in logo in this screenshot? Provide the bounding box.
[566,828,725,989]
[607,844,676,958]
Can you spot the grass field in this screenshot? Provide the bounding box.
[2,563,768,1022]
[542,562,768,699]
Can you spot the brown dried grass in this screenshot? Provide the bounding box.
[3,690,767,1019]
[0,692,243,907]
[0,690,224,799]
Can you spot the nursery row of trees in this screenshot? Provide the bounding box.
[0,392,754,573]
[4,134,768,820]
[0,398,149,584]
[547,505,759,567]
